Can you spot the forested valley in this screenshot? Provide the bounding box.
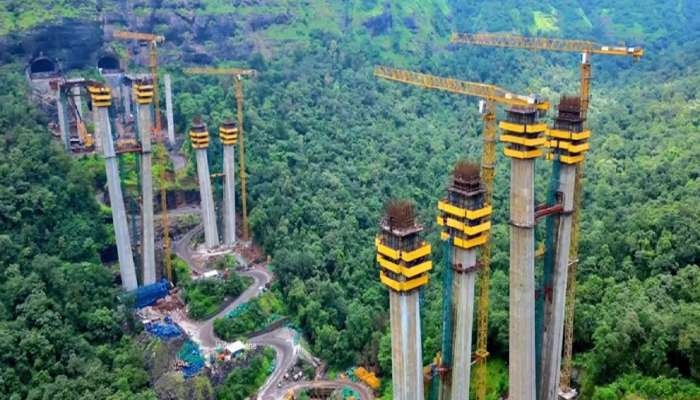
[1,0,699,399]
[0,67,155,398]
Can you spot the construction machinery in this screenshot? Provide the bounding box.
[63,84,94,150]
[54,80,95,151]
[450,32,644,398]
[374,66,549,400]
[115,137,142,154]
[113,31,173,282]
[354,367,381,391]
[184,67,257,240]
[76,117,94,149]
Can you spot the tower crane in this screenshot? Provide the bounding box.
[113,31,166,131]
[374,66,549,400]
[184,67,257,241]
[113,31,173,282]
[450,32,644,396]
[450,33,643,117]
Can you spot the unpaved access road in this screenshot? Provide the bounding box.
[172,222,373,400]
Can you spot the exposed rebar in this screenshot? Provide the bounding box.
[192,115,205,129]
[556,96,584,124]
[452,160,481,191]
[385,200,416,230]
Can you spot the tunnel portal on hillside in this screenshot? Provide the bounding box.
[97,54,121,72]
[29,56,59,78]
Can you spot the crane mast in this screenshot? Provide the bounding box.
[375,66,549,400]
[474,99,495,400]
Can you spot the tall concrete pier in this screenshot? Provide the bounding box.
[500,107,546,400]
[134,79,157,284]
[55,84,69,150]
[219,121,238,246]
[376,201,432,400]
[540,97,590,400]
[164,74,175,145]
[72,86,83,119]
[122,81,132,122]
[437,162,492,400]
[190,118,219,249]
[88,85,138,291]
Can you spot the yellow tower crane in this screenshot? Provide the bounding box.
[374,66,549,400]
[450,32,644,394]
[450,33,642,117]
[113,31,174,282]
[184,67,257,240]
[113,31,166,131]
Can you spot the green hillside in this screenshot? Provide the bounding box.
[0,66,155,399]
[1,1,699,399]
[166,2,700,399]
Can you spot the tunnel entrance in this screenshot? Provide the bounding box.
[97,54,121,72]
[29,56,59,78]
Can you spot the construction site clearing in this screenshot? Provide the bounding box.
[134,250,271,383]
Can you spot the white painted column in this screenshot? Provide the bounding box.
[390,291,424,400]
[72,86,83,119]
[123,82,132,121]
[164,74,176,145]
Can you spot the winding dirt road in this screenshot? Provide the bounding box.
[173,224,272,350]
[172,222,372,400]
[250,328,300,400]
[199,268,271,348]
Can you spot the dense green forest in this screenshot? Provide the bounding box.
[213,291,286,340]
[216,347,275,400]
[175,256,252,320]
[0,67,155,399]
[1,0,700,399]
[165,1,700,398]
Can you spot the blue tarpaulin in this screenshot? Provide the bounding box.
[145,316,181,340]
[133,279,170,308]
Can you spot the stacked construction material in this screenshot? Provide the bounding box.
[177,340,205,378]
